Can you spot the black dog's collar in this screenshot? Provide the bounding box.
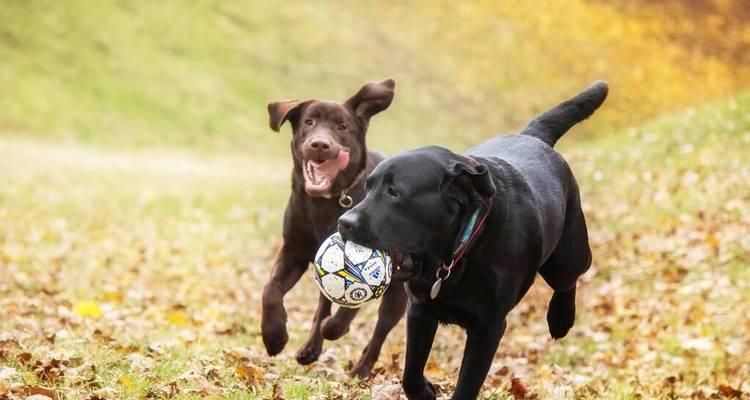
[430,156,493,299]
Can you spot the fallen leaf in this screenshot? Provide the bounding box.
[0,339,20,351]
[145,381,179,399]
[510,377,528,399]
[236,363,264,389]
[718,384,743,398]
[127,353,154,371]
[704,233,719,247]
[20,386,57,400]
[74,301,102,319]
[16,352,33,366]
[371,383,401,400]
[87,387,117,400]
[424,360,446,379]
[114,343,140,354]
[103,291,123,303]
[35,359,64,384]
[166,311,189,326]
[205,367,220,382]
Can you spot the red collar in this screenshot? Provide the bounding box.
[430,156,493,299]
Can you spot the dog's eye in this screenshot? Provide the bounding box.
[337,124,347,131]
[387,185,399,198]
[304,119,314,126]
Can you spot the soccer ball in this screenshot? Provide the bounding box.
[312,232,392,308]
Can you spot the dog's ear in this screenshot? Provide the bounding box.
[267,100,307,132]
[345,78,395,123]
[445,159,496,202]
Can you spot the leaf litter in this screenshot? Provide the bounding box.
[1,100,750,398]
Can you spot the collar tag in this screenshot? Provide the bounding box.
[339,192,354,208]
[431,262,453,299]
[430,278,442,299]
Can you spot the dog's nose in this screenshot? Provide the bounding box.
[337,211,358,240]
[309,139,331,152]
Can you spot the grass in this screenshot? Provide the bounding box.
[1,2,749,397]
[1,89,749,398]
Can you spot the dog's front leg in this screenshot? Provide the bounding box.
[295,292,332,364]
[451,319,507,400]
[349,283,408,378]
[402,304,439,400]
[261,240,313,356]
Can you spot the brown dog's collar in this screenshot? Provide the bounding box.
[331,168,367,208]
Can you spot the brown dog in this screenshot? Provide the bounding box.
[261,79,408,378]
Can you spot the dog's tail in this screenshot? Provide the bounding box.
[522,80,608,147]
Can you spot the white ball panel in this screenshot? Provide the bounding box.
[320,274,346,300]
[383,253,392,285]
[361,259,386,286]
[344,241,372,265]
[318,242,345,273]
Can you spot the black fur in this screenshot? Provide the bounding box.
[338,81,607,399]
[524,80,608,146]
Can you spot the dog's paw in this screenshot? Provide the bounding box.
[261,308,289,356]
[295,340,322,365]
[403,377,436,400]
[321,315,351,340]
[547,290,576,339]
[348,354,375,380]
[261,325,288,356]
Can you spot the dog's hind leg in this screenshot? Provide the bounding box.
[349,284,408,379]
[545,285,577,339]
[296,293,332,365]
[539,192,592,339]
[321,307,359,341]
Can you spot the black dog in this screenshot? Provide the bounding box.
[261,79,409,378]
[338,81,608,399]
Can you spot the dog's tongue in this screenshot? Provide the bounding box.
[306,151,351,195]
[316,150,350,178]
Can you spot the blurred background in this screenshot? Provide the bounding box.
[1,1,749,399]
[1,0,749,153]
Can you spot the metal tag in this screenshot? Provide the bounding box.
[430,279,442,299]
[339,193,354,208]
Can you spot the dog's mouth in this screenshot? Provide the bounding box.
[389,250,422,282]
[302,151,350,197]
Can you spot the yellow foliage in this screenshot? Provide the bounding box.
[73,301,102,319]
[166,311,190,326]
[361,0,749,140]
[103,291,123,303]
[117,375,135,391]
